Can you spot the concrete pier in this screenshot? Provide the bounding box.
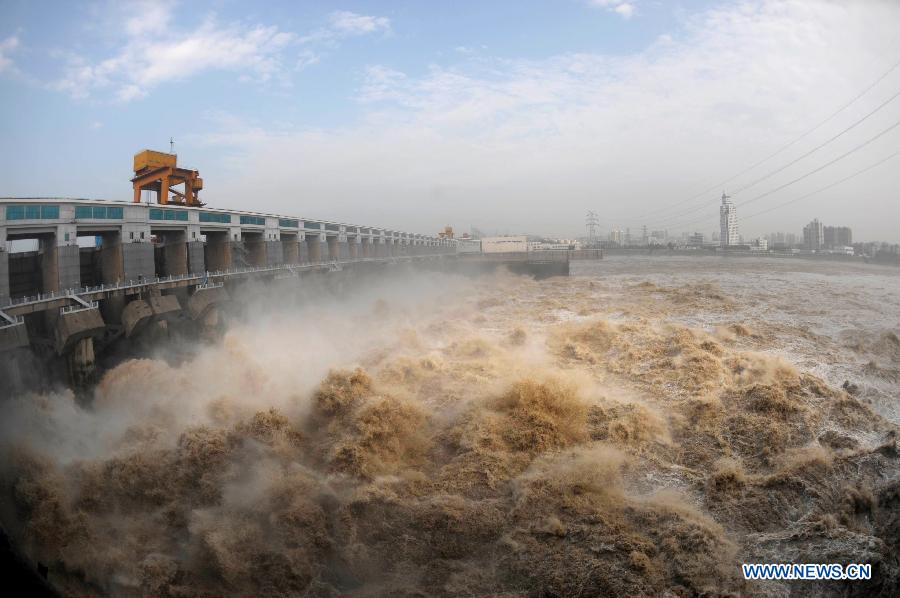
[205,231,233,271]
[453,251,575,279]
[41,235,81,292]
[98,231,123,284]
[122,293,183,338]
[298,240,310,264]
[150,294,181,318]
[282,234,300,264]
[187,285,229,320]
[0,320,28,352]
[155,230,188,276]
[339,239,351,260]
[188,241,205,273]
[326,236,339,261]
[122,298,154,337]
[67,337,95,388]
[266,240,283,266]
[0,250,8,304]
[243,232,266,267]
[55,308,105,355]
[123,242,155,282]
[306,235,324,263]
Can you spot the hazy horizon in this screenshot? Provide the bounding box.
[1,0,899,242]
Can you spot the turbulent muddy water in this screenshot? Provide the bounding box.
[1,256,898,597]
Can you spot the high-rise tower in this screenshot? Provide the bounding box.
[719,192,738,248]
[803,219,825,250]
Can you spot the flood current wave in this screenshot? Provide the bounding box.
[1,255,898,596]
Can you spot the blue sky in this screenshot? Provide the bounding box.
[0,1,703,157]
[1,1,899,241]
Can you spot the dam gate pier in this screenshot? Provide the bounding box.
[0,198,454,389]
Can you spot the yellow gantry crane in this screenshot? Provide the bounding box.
[131,149,204,206]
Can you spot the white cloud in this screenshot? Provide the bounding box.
[197,1,900,241]
[189,110,278,149]
[614,3,635,19]
[296,49,320,71]
[123,0,175,35]
[116,83,146,102]
[299,10,392,45]
[590,0,637,20]
[454,45,488,55]
[0,35,20,74]
[52,5,390,101]
[54,15,296,101]
[359,65,408,103]
[329,11,391,36]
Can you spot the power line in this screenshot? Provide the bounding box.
[637,92,900,231]
[621,56,900,225]
[658,116,900,232]
[736,117,900,209]
[729,56,900,190]
[731,86,900,194]
[739,149,900,223]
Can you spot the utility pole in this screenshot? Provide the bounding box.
[586,211,599,248]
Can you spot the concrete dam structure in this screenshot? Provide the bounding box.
[0,198,455,386]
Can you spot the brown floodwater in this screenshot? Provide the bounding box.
[1,255,898,596]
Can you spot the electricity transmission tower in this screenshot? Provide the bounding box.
[586,211,599,247]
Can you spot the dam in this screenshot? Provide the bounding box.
[0,196,455,386]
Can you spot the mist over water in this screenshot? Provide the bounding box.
[1,258,898,596]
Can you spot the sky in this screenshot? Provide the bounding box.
[1,0,899,242]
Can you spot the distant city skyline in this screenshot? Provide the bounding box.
[584,211,870,246]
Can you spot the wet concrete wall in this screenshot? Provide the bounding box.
[306,237,323,263]
[282,238,299,264]
[205,232,233,271]
[0,251,8,304]
[266,241,283,266]
[40,239,80,292]
[122,242,155,282]
[188,241,205,274]
[298,241,309,264]
[244,234,267,267]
